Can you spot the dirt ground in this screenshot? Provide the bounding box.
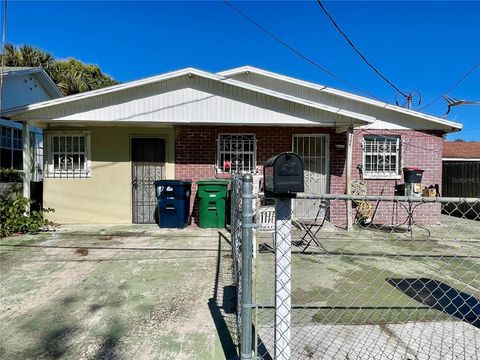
[0,225,238,360]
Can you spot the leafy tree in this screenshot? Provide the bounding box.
[51,58,118,95]
[1,43,117,95]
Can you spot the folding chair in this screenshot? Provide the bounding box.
[295,202,328,252]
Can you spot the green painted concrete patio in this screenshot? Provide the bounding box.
[0,225,237,360]
[253,215,480,359]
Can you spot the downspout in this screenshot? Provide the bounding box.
[346,126,353,230]
[22,121,31,199]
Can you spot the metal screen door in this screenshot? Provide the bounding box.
[292,135,329,219]
[131,138,166,223]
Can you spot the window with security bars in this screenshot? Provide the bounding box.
[217,134,256,173]
[363,136,400,177]
[46,133,90,178]
[0,126,22,169]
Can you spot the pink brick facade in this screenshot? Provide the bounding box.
[330,129,444,226]
[174,125,444,226]
[175,126,342,222]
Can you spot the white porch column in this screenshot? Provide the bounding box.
[346,127,353,230]
[22,122,31,199]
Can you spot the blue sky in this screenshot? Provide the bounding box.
[5,1,480,140]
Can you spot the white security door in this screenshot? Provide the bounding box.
[292,135,329,219]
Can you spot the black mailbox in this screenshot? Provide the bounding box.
[264,152,304,197]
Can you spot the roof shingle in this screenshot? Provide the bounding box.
[443,141,480,159]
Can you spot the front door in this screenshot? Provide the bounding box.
[292,135,329,219]
[131,138,166,224]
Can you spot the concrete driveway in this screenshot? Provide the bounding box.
[0,225,238,359]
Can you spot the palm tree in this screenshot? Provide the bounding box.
[51,58,117,96]
[1,43,117,96]
[1,43,55,71]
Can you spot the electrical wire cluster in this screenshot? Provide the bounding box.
[222,0,384,101]
[223,1,479,114]
[316,0,408,99]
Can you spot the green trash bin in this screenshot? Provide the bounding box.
[197,179,230,228]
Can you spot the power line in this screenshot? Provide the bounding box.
[419,61,480,111]
[316,0,407,98]
[222,0,384,101]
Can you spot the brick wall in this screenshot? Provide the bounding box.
[330,128,444,226]
[175,126,343,222]
[174,125,444,226]
[352,129,444,194]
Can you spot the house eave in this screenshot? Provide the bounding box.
[218,66,463,132]
[26,119,365,129]
[4,67,375,126]
[442,157,480,162]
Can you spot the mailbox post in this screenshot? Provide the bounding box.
[264,152,304,360]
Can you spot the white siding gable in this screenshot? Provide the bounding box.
[224,70,460,132]
[16,75,362,127]
[2,73,53,110]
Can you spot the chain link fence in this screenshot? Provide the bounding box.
[231,181,480,359]
[230,173,244,350]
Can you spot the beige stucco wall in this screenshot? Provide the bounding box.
[43,126,174,224]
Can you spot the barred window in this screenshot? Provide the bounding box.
[363,136,400,177]
[46,133,91,178]
[217,134,256,173]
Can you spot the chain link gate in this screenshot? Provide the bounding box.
[232,188,480,359]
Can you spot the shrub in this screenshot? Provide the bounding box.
[0,168,23,183]
[0,197,54,237]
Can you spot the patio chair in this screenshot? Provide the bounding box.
[256,205,276,252]
[257,205,275,233]
[294,202,328,253]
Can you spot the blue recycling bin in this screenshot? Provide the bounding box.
[154,180,192,228]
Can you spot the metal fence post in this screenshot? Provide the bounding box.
[241,174,253,359]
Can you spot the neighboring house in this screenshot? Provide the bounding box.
[2,66,462,225]
[0,67,62,180]
[442,141,480,198]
